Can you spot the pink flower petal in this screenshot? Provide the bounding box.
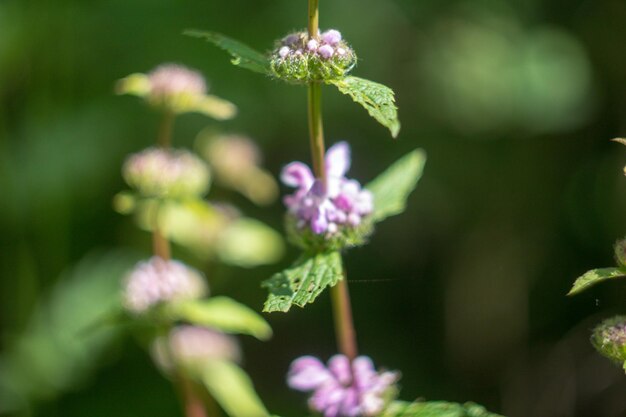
[326,142,351,179]
[281,162,314,190]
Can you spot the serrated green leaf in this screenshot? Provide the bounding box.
[366,150,427,222]
[568,267,626,296]
[262,252,343,313]
[185,30,270,75]
[201,360,269,417]
[329,76,400,138]
[382,401,504,417]
[168,297,272,340]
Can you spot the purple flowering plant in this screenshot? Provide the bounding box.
[187,1,503,416]
[569,139,626,371]
[114,63,283,417]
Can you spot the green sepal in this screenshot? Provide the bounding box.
[285,215,373,253]
[262,251,343,313]
[200,359,269,417]
[567,267,626,296]
[166,297,272,340]
[382,400,504,417]
[366,149,427,222]
[329,76,401,138]
[185,30,271,75]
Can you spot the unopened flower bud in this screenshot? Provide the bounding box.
[123,147,210,199]
[122,257,207,314]
[321,29,342,46]
[270,29,356,84]
[591,316,626,367]
[615,238,626,268]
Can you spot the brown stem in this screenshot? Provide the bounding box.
[158,110,175,148]
[331,277,358,360]
[179,375,210,417]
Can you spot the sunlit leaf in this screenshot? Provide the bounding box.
[115,73,151,97]
[262,251,342,313]
[366,150,427,222]
[174,94,237,120]
[382,401,503,417]
[168,297,272,340]
[185,30,270,75]
[201,360,269,417]
[568,267,626,296]
[217,218,285,268]
[612,138,626,146]
[329,76,400,138]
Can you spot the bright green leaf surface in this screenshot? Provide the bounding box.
[366,150,427,222]
[262,251,343,313]
[383,401,504,417]
[185,30,270,75]
[568,267,626,296]
[217,218,285,268]
[201,360,269,417]
[168,297,272,340]
[329,76,401,138]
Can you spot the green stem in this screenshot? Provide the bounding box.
[307,83,327,184]
[306,0,358,361]
[308,0,319,39]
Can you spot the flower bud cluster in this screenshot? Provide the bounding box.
[270,29,356,83]
[591,316,626,366]
[123,147,210,199]
[281,142,373,251]
[615,238,626,268]
[122,257,207,314]
[147,64,208,109]
[288,354,399,417]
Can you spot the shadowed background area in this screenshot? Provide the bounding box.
[2,0,626,416]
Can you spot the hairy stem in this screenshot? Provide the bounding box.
[306,0,358,360]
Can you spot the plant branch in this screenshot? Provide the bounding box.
[307,83,327,184]
[331,277,358,360]
[158,110,175,148]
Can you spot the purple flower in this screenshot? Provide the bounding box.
[287,355,398,417]
[148,64,207,98]
[281,142,373,235]
[122,257,207,313]
[318,45,335,59]
[321,29,343,46]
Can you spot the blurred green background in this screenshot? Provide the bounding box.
[2,0,626,416]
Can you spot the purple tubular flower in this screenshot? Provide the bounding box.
[321,29,343,46]
[287,354,399,417]
[281,142,373,235]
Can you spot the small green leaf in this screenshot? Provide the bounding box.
[382,401,504,417]
[201,360,269,417]
[168,297,272,340]
[262,252,343,313]
[185,30,270,75]
[176,94,237,120]
[329,76,400,138]
[366,150,427,222]
[568,267,626,296]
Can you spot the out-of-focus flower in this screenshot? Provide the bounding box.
[198,132,278,205]
[116,63,237,119]
[270,30,356,83]
[122,257,207,313]
[152,325,241,372]
[123,147,210,199]
[614,238,626,268]
[287,355,398,417]
[282,142,373,235]
[591,316,626,367]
